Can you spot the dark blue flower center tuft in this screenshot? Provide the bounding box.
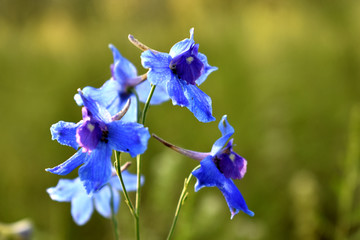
[169,44,204,85]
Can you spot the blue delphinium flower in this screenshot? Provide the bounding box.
[46,91,150,194]
[153,115,254,218]
[47,171,142,225]
[141,28,218,123]
[74,45,169,122]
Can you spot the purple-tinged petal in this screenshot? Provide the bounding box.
[46,149,86,175]
[93,185,120,218]
[135,80,170,105]
[210,115,234,155]
[78,92,112,123]
[47,179,80,202]
[78,142,113,194]
[109,44,137,84]
[50,121,81,149]
[181,82,215,123]
[169,28,195,58]
[141,50,172,85]
[107,121,150,158]
[192,156,254,218]
[215,140,247,180]
[195,53,218,86]
[167,75,189,107]
[75,79,123,116]
[76,120,103,152]
[71,190,94,225]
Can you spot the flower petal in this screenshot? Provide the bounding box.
[167,75,189,107]
[121,170,144,192]
[107,121,150,158]
[195,53,218,86]
[169,28,195,58]
[141,50,172,85]
[78,92,112,123]
[50,121,81,149]
[210,115,234,155]
[182,82,215,123]
[78,142,113,194]
[47,178,80,202]
[192,156,254,218]
[135,80,170,105]
[93,185,120,218]
[46,149,86,175]
[109,44,137,84]
[71,190,94,225]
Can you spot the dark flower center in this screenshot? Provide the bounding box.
[169,44,204,85]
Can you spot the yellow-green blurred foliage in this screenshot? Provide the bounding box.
[0,0,359,239]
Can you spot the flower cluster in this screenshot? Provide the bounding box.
[46,28,253,229]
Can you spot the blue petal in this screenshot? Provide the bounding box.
[210,115,234,155]
[121,171,144,192]
[78,92,112,123]
[167,75,189,107]
[47,178,80,202]
[135,80,169,105]
[195,53,218,86]
[50,121,81,149]
[46,149,86,175]
[181,82,215,123]
[71,190,94,225]
[109,44,137,84]
[192,156,254,218]
[107,121,150,158]
[141,50,172,85]
[75,79,123,116]
[93,185,120,218]
[169,28,195,58]
[118,94,138,122]
[78,142,113,194]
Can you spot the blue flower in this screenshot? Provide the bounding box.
[153,115,253,218]
[46,91,150,194]
[141,28,218,123]
[74,45,169,122]
[47,171,142,225]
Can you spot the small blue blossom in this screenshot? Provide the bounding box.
[74,45,169,122]
[46,91,150,194]
[47,171,142,225]
[153,115,253,218]
[141,28,218,123]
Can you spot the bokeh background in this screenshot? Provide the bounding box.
[1,0,360,239]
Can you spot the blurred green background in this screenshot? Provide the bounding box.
[0,0,360,239]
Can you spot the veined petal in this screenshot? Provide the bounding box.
[167,75,189,107]
[169,28,195,58]
[141,51,172,85]
[195,53,218,86]
[50,121,81,149]
[107,121,150,157]
[78,142,113,194]
[135,80,170,105]
[71,190,94,225]
[78,92,112,123]
[75,79,123,116]
[182,82,215,123]
[93,185,120,218]
[47,178,80,202]
[192,156,254,218]
[46,149,86,175]
[210,115,234,155]
[109,44,137,83]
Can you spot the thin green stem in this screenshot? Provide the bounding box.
[109,184,119,240]
[114,151,136,217]
[135,84,156,240]
[167,165,200,240]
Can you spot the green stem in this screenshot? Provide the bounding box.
[109,184,119,240]
[114,151,135,217]
[135,84,156,240]
[167,165,200,240]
